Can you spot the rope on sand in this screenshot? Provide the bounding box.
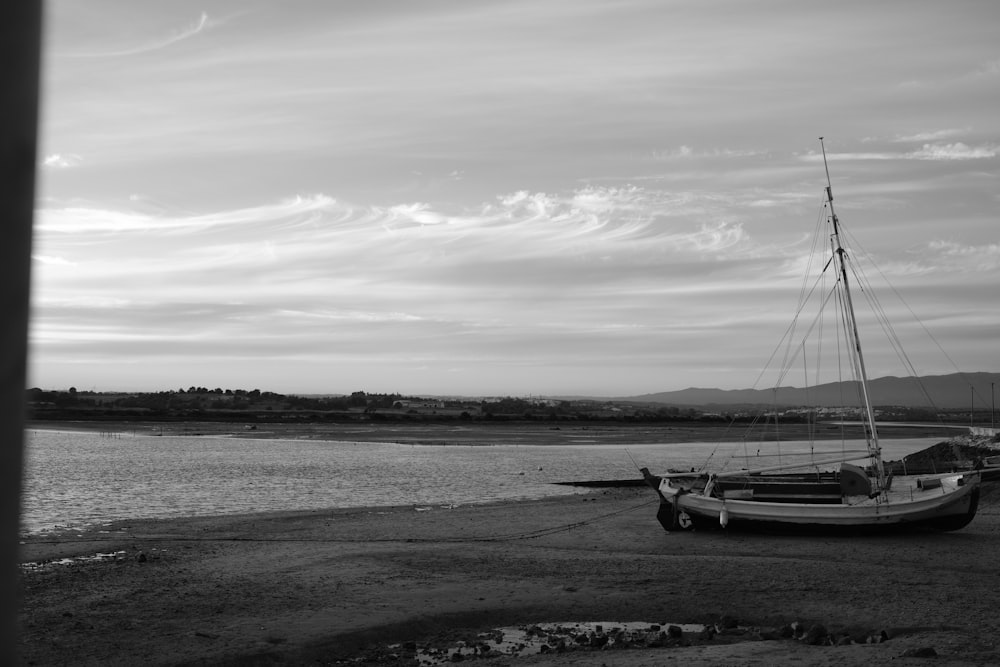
[184,498,660,544]
[417,498,661,543]
[22,498,660,547]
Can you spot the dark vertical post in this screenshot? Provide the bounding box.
[992,382,995,431]
[1,1,42,661]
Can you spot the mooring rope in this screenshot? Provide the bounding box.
[21,498,660,549]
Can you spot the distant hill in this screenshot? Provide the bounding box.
[628,372,1000,410]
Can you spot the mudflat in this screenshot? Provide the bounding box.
[18,484,1000,666]
[26,418,966,446]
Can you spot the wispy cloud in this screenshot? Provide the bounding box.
[30,186,768,383]
[963,58,1000,79]
[893,129,970,143]
[651,146,768,161]
[802,142,997,162]
[911,143,997,160]
[42,153,82,169]
[36,195,338,234]
[925,240,1000,271]
[59,11,210,58]
[31,255,76,267]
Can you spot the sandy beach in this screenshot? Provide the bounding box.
[17,483,1000,666]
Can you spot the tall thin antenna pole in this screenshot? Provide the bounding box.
[819,137,885,490]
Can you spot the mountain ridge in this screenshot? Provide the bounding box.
[623,372,1000,410]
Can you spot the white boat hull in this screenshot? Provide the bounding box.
[651,471,981,532]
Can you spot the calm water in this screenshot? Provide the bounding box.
[21,429,938,534]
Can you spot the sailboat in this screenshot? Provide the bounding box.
[641,139,981,532]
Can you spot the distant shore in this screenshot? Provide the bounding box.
[18,486,1000,666]
[25,418,967,446]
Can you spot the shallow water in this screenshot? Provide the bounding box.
[21,429,937,534]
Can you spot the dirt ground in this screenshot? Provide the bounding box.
[17,483,1000,666]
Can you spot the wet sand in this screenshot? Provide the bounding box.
[17,485,1000,666]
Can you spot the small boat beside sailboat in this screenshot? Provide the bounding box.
[641,138,982,533]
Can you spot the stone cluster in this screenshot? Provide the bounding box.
[382,615,898,665]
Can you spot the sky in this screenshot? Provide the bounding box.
[31,0,1000,397]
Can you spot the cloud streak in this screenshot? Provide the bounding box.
[42,153,82,169]
[802,142,998,162]
[32,169,1000,395]
[59,11,211,58]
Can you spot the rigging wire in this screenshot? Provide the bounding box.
[744,192,893,467]
[839,224,950,414]
[772,194,832,388]
[838,220,989,416]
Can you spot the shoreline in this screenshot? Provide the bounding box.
[23,423,992,538]
[18,486,1000,666]
[25,418,967,446]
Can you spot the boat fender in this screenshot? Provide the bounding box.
[719,506,729,528]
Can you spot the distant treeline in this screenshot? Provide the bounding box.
[25,386,711,423]
[23,386,960,425]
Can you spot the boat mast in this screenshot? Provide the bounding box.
[819,138,886,491]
